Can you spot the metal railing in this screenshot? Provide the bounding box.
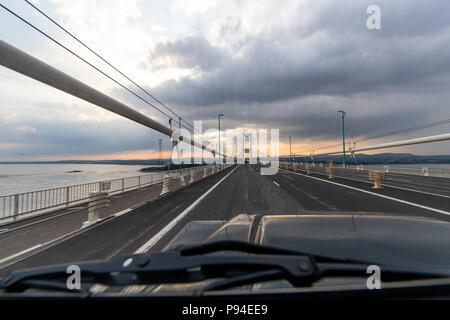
[0,164,231,223]
[347,164,450,178]
[279,161,450,178]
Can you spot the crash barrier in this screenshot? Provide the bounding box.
[82,192,109,228]
[346,164,450,178]
[326,166,336,179]
[305,164,312,175]
[0,164,233,223]
[160,164,232,196]
[282,161,450,179]
[369,170,386,189]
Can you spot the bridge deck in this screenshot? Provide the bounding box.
[0,164,449,278]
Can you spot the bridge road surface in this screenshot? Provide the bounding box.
[0,174,184,263]
[0,164,449,278]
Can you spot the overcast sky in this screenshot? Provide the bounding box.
[1,0,449,161]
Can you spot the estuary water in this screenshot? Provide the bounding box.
[0,164,156,196]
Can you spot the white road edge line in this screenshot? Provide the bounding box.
[0,208,136,270]
[0,224,88,269]
[0,244,42,265]
[117,165,240,295]
[282,169,450,216]
[135,165,240,254]
[114,208,133,218]
[273,181,280,187]
[299,170,450,199]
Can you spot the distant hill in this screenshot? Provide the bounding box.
[0,159,215,165]
[0,159,170,165]
[1,153,450,165]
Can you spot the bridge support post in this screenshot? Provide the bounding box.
[305,164,312,175]
[160,172,170,195]
[180,171,186,186]
[369,171,386,189]
[83,192,109,228]
[65,186,70,208]
[326,166,336,179]
[13,195,19,221]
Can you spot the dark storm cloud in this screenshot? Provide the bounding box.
[0,115,166,158]
[144,36,228,71]
[133,0,450,147]
[150,25,450,107]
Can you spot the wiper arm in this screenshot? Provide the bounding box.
[179,240,366,263]
[0,241,318,293]
[0,240,448,293]
[200,262,450,293]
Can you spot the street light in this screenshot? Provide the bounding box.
[288,136,292,162]
[218,114,224,163]
[338,110,346,168]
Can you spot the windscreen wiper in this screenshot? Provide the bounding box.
[0,240,448,293]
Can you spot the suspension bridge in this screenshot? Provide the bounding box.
[0,4,449,290]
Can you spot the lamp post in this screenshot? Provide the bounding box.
[338,110,346,169]
[289,136,292,163]
[218,114,224,164]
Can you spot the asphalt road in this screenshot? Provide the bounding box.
[0,164,448,278]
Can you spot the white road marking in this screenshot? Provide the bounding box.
[379,183,450,199]
[135,165,240,253]
[0,207,87,235]
[114,208,133,217]
[328,172,449,199]
[282,174,295,181]
[288,169,450,199]
[273,181,280,187]
[118,165,240,295]
[283,169,450,216]
[0,208,127,270]
[0,244,42,266]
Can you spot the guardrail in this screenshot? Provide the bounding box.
[347,164,450,178]
[0,164,232,223]
[280,160,450,178]
[279,161,450,179]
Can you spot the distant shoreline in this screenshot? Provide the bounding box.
[1,153,450,165]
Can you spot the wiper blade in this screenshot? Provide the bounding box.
[0,240,448,293]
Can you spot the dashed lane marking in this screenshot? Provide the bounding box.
[283,169,450,216]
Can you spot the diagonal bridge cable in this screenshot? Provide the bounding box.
[23,0,197,133]
[1,2,208,140]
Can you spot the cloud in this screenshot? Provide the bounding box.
[0,101,168,160]
[144,36,229,71]
[2,0,450,160]
[15,126,37,134]
[139,0,450,149]
[149,5,450,107]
